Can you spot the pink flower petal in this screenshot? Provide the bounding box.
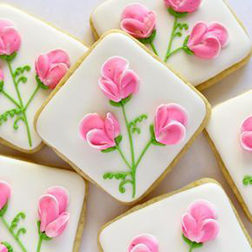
[120,69,140,99]
[101,56,129,83]
[241,116,252,132]
[98,76,121,102]
[121,18,147,39]
[198,219,220,243]
[47,49,71,68]
[182,213,198,242]
[0,181,11,210]
[44,63,68,89]
[208,22,229,47]
[188,22,208,47]
[79,113,104,140]
[121,4,150,22]
[2,27,21,55]
[105,113,120,140]
[86,129,116,150]
[0,244,8,252]
[46,186,69,214]
[45,212,70,238]
[189,35,221,59]
[165,0,202,13]
[0,38,5,55]
[0,19,14,32]
[128,234,159,252]
[35,54,50,81]
[240,131,252,152]
[156,121,186,145]
[155,105,169,136]
[38,194,59,232]
[189,200,217,222]
[165,104,188,126]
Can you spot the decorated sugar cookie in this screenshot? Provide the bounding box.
[0,155,86,252]
[98,180,251,252]
[35,31,210,204]
[0,4,88,153]
[90,0,251,90]
[206,91,252,222]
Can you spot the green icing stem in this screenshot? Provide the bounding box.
[149,41,158,56]
[189,243,194,252]
[0,216,27,252]
[36,234,43,252]
[135,139,153,168]
[24,85,40,111]
[116,145,132,169]
[1,90,21,108]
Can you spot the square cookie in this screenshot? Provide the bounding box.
[90,0,251,90]
[98,179,251,252]
[0,4,88,153]
[206,91,252,222]
[35,31,210,204]
[0,155,87,252]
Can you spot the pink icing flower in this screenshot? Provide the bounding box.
[240,116,252,152]
[188,22,229,59]
[98,56,140,103]
[121,4,156,39]
[164,0,202,13]
[0,19,21,56]
[154,104,188,145]
[128,234,159,252]
[38,186,70,238]
[79,113,120,150]
[0,181,11,210]
[35,49,70,89]
[182,200,220,243]
[0,244,8,252]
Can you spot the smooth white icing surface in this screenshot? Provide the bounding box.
[36,32,208,203]
[206,91,252,215]
[0,155,86,251]
[0,4,88,151]
[91,0,251,87]
[99,183,251,251]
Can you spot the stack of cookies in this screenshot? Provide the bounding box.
[0,0,251,251]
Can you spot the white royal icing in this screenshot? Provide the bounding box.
[36,32,208,203]
[206,91,252,216]
[0,4,88,152]
[91,0,251,87]
[99,182,251,251]
[0,155,86,251]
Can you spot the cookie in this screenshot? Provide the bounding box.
[90,0,251,90]
[0,4,88,153]
[0,155,87,252]
[35,31,210,204]
[98,179,251,252]
[206,90,252,222]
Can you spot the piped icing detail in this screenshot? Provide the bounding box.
[0,19,70,148]
[79,56,188,199]
[37,186,70,251]
[182,200,220,251]
[121,4,158,55]
[164,0,202,13]
[187,22,229,59]
[240,116,252,152]
[0,181,28,252]
[128,234,159,252]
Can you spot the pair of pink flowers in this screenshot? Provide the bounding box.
[128,200,220,252]
[0,180,69,239]
[0,19,70,89]
[79,57,188,150]
[240,116,252,152]
[120,1,229,59]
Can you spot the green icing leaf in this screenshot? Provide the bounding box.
[182,235,203,249]
[138,30,157,44]
[0,203,8,217]
[152,139,166,147]
[243,176,252,186]
[37,221,52,241]
[121,95,132,105]
[168,8,188,18]
[10,212,26,231]
[115,135,123,145]
[0,81,4,92]
[109,100,122,107]
[182,234,193,245]
[35,75,49,90]
[0,52,17,62]
[101,146,117,153]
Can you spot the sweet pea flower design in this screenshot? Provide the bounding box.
[121,4,158,55]
[0,244,8,252]
[0,181,11,211]
[0,20,21,56]
[128,234,159,252]
[98,56,139,103]
[240,116,252,152]
[79,112,121,151]
[182,200,220,251]
[37,186,70,252]
[81,56,189,198]
[35,49,70,89]
[164,0,202,13]
[187,22,229,59]
[154,104,188,145]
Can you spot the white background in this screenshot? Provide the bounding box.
[0,0,251,251]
